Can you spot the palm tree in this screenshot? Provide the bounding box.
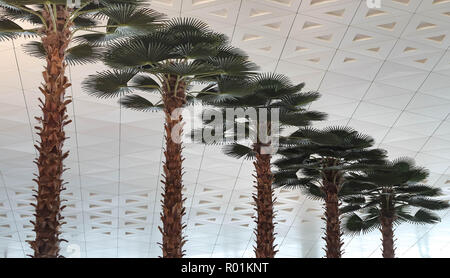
[82,18,257,258]
[0,0,164,258]
[195,74,326,258]
[341,158,449,258]
[273,126,386,258]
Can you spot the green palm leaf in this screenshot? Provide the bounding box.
[65,43,104,65]
[0,2,42,25]
[102,4,164,35]
[398,209,441,224]
[406,197,449,210]
[344,213,379,234]
[23,41,104,65]
[223,143,255,160]
[119,94,163,112]
[129,75,160,92]
[83,69,138,98]
[0,18,35,41]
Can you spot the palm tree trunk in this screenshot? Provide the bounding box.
[253,144,276,258]
[380,215,395,258]
[159,74,187,258]
[29,6,72,258]
[322,180,343,258]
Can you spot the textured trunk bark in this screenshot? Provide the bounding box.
[253,144,276,258]
[159,74,187,258]
[28,6,72,258]
[380,215,395,258]
[322,180,343,258]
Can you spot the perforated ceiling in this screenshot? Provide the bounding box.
[0,0,449,258]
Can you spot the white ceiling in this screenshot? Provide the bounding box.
[0,0,449,258]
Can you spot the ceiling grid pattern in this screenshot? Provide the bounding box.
[0,0,449,258]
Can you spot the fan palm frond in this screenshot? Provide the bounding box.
[406,197,449,210]
[83,69,138,98]
[344,213,379,234]
[119,94,163,112]
[223,143,255,160]
[0,2,43,25]
[0,18,36,41]
[65,43,104,65]
[129,75,160,92]
[398,209,441,225]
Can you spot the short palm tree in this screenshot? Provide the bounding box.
[82,18,257,258]
[0,0,164,258]
[273,126,386,258]
[195,74,326,258]
[342,158,449,258]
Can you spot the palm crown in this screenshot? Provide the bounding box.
[342,158,450,233]
[83,17,257,108]
[194,73,327,159]
[273,126,387,199]
[0,0,165,65]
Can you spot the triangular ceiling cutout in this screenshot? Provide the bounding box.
[417,22,437,31]
[433,0,450,4]
[310,0,337,5]
[303,21,322,30]
[306,208,320,212]
[367,47,380,52]
[249,8,271,17]
[378,22,396,30]
[153,0,173,6]
[295,46,309,52]
[415,58,428,64]
[392,0,410,4]
[366,9,387,18]
[192,0,216,5]
[427,34,446,43]
[326,9,345,17]
[316,34,333,41]
[264,22,282,30]
[209,206,221,211]
[260,46,272,52]
[343,57,356,63]
[353,34,373,42]
[269,0,293,6]
[404,46,417,52]
[243,34,262,41]
[210,9,228,18]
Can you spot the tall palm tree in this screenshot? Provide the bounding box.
[82,18,257,258]
[0,0,164,258]
[195,74,326,258]
[273,126,386,258]
[341,158,449,258]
